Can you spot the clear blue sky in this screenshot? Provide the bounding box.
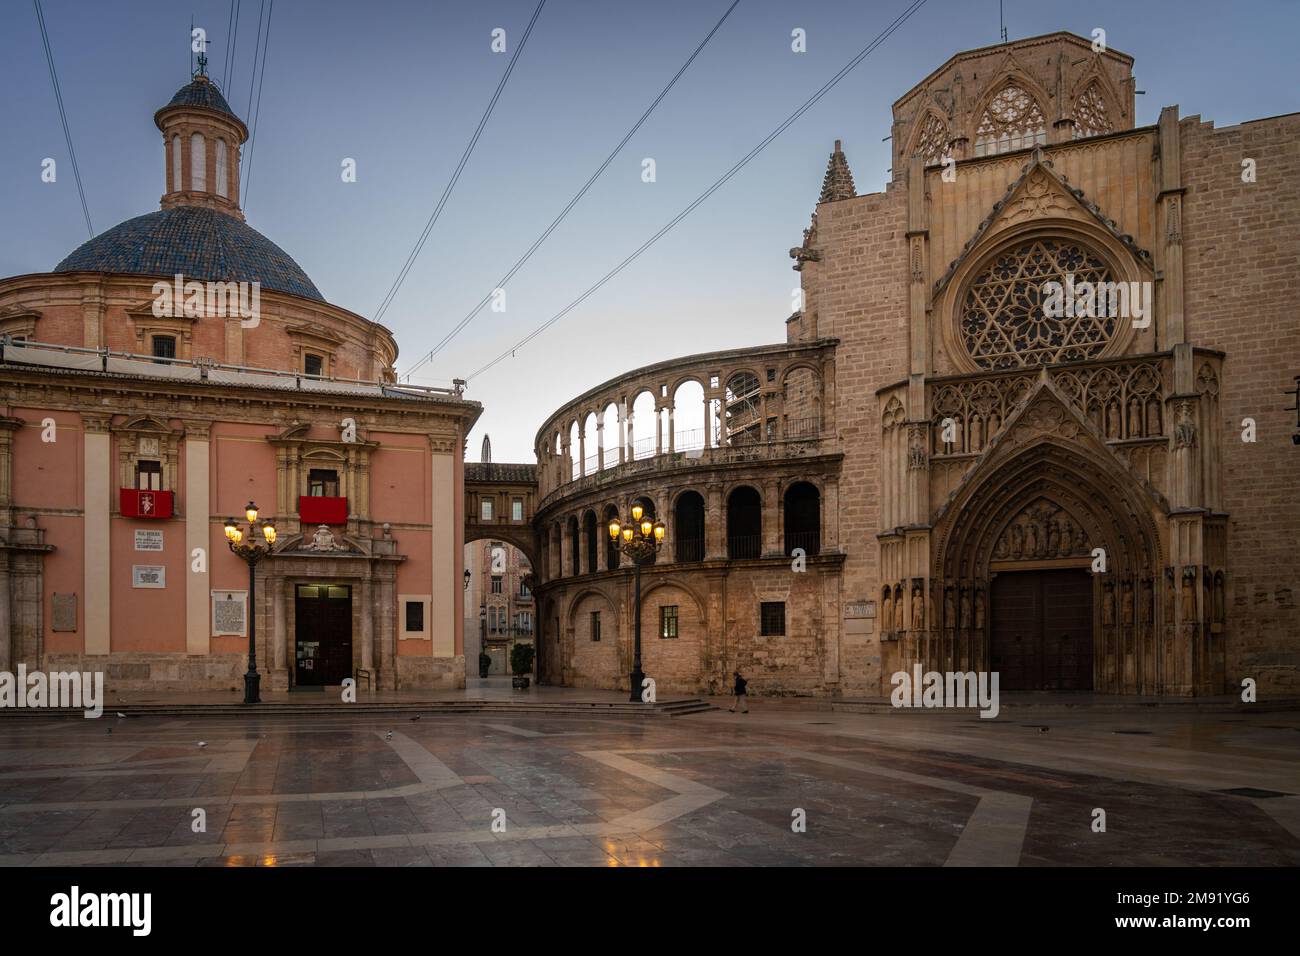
[3,0,1296,460]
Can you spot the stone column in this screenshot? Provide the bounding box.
[578,428,587,478]
[705,484,725,561]
[618,402,627,465]
[0,561,10,673]
[272,575,287,672]
[596,420,604,472]
[761,479,781,557]
[83,415,112,655]
[667,406,675,454]
[183,422,211,656]
[360,576,374,672]
[703,394,713,449]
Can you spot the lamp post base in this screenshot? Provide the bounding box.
[243,671,261,704]
[629,667,645,703]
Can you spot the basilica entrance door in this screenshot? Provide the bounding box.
[990,570,1093,690]
[294,584,353,686]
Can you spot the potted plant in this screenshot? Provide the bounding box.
[510,642,535,690]
[478,651,492,678]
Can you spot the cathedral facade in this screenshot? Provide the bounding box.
[528,32,1299,698]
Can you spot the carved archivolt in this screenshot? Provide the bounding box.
[992,498,1092,561]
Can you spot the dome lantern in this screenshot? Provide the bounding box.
[153,62,249,221]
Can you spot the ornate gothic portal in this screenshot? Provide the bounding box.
[918,389,1186,696]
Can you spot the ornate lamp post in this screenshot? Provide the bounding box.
[608,503,666,702]
[224,501,276,704]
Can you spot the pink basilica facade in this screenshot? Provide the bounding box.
[0,73,478,692]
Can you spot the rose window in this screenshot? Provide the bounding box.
[974,85,1047,156]
[960,239,1117,369]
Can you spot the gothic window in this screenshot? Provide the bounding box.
[1072,83,1112,139]
[960,238,1117,369]
[914,112,948,164]
[974,84,1046,156]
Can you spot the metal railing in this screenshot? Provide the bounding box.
[727,534,762,560]
[784,530,821,555]
[0,336,464,399]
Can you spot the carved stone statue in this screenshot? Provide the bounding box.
[1121,583,1134,626]
[974,587,986,630]
[944,582,956,629]
[307,524,345,552]
[959,586,972,629]
[911,587,924,631]
[1024,520,1039,558]
[881,588,893,634]
[1047,520,1061,556]
[1102,584,1115,626]
[894,586,906,632]
[1164,568,1176,622]
[1180,568,1197,621]
[1139,577,1153,624]
[1174,401,1198,449]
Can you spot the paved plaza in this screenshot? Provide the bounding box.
[0,704,1297,867]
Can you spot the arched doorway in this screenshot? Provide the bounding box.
[928,401,1166,694]
[783,482,820,556]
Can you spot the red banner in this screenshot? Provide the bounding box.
[298,495,348,525]
[119,489,174,519]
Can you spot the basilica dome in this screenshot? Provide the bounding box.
[54,205,324,301]
[53,71,323,302]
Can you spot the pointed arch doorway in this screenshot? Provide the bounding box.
[928,396,1167,694]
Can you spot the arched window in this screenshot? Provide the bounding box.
[960,238,1117,369]
[724,372,761,445]
[632,497,658,565]
[674,491,705,563]
[1072,83,1112,139]
[913,112,948,164]
[783,482,821,556]
[726,486,762,560]
[214,138,229,198]
[974,84,1046,156]
[170,135,181,190]
[190,132,206,191]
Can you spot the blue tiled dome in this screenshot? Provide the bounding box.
[162,78,240,121]
[54,206,323,301]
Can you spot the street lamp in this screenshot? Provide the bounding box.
[224,501,276,704]
[608,502,666,702]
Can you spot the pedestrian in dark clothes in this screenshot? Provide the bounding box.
[729,671,748,713]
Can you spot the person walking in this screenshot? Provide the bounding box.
[729,670,748,713]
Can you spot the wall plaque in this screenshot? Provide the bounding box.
[52,593,77,631]
[212,590,247,636]
[132,565,166,588]
[845,601,876,619]
[134,529,164,551]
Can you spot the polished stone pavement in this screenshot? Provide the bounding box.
[0,705,1296,866]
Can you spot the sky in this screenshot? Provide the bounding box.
[3,0,1297,461]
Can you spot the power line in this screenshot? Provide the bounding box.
[372,0,548,326]
[245,0,265,118]
[241,0,274,207]
[221,0,236,86]
[226,0,242,93]
[400,0,742,383]
[466,0,930,383]
[33,0,92,237]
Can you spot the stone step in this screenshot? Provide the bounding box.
[0,697,714,720]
